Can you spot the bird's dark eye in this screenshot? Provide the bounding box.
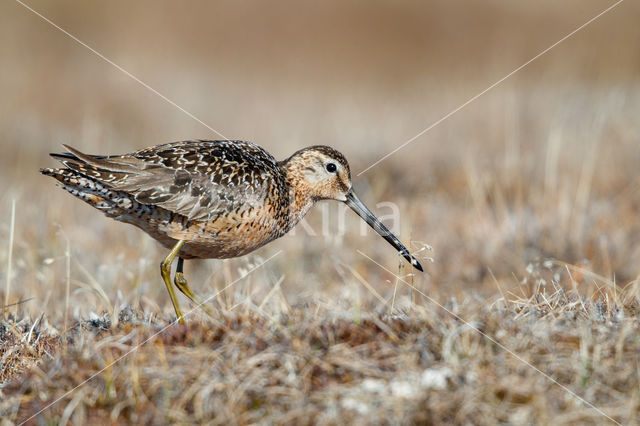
[326,163,337,173]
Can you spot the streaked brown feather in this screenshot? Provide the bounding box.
[41,138,424,325]
[41,140,354,260]
[54,140,284,222]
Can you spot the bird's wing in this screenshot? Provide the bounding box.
[53,140,282,222]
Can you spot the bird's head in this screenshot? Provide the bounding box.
[282,145,352,202]
[281,145,423,272]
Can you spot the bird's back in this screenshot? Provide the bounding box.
[42,140,293,259]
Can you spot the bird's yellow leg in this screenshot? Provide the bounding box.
[160,239,185,324]
[174,257,216,318]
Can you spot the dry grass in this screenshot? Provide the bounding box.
[2,0,640,424]
[1,282,639,424]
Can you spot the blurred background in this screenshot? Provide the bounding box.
[1,0,639,320]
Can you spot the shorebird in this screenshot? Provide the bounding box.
[41,140,423,323]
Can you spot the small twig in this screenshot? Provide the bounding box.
[1,297,34,311]
[488,267,510,309]
[4,199,16,317]
[257,276,285,311]
[390,277,399,315]
[64,233,71,336]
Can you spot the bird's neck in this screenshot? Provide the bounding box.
[279,159,316,233]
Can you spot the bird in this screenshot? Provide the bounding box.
[41,140,423,323]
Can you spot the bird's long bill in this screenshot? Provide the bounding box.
[345,189,423,272]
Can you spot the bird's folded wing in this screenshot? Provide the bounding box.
[53,141,279,222]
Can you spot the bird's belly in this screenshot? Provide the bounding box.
[117,206,281,259]
[170,221,276,259]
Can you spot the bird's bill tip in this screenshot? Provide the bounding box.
[345,189,424,273]
[411,257,424,272]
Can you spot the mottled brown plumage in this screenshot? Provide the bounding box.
[41,140,422,323]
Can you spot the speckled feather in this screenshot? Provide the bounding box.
[40,140,329,259]
[39,139,423,274]
[41,139,424,324]
[63,141,282,221]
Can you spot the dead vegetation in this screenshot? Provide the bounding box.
[2,269,639,424]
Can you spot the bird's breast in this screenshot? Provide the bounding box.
[157,203,289,259]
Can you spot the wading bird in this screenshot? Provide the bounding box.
[42,140,423,323]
